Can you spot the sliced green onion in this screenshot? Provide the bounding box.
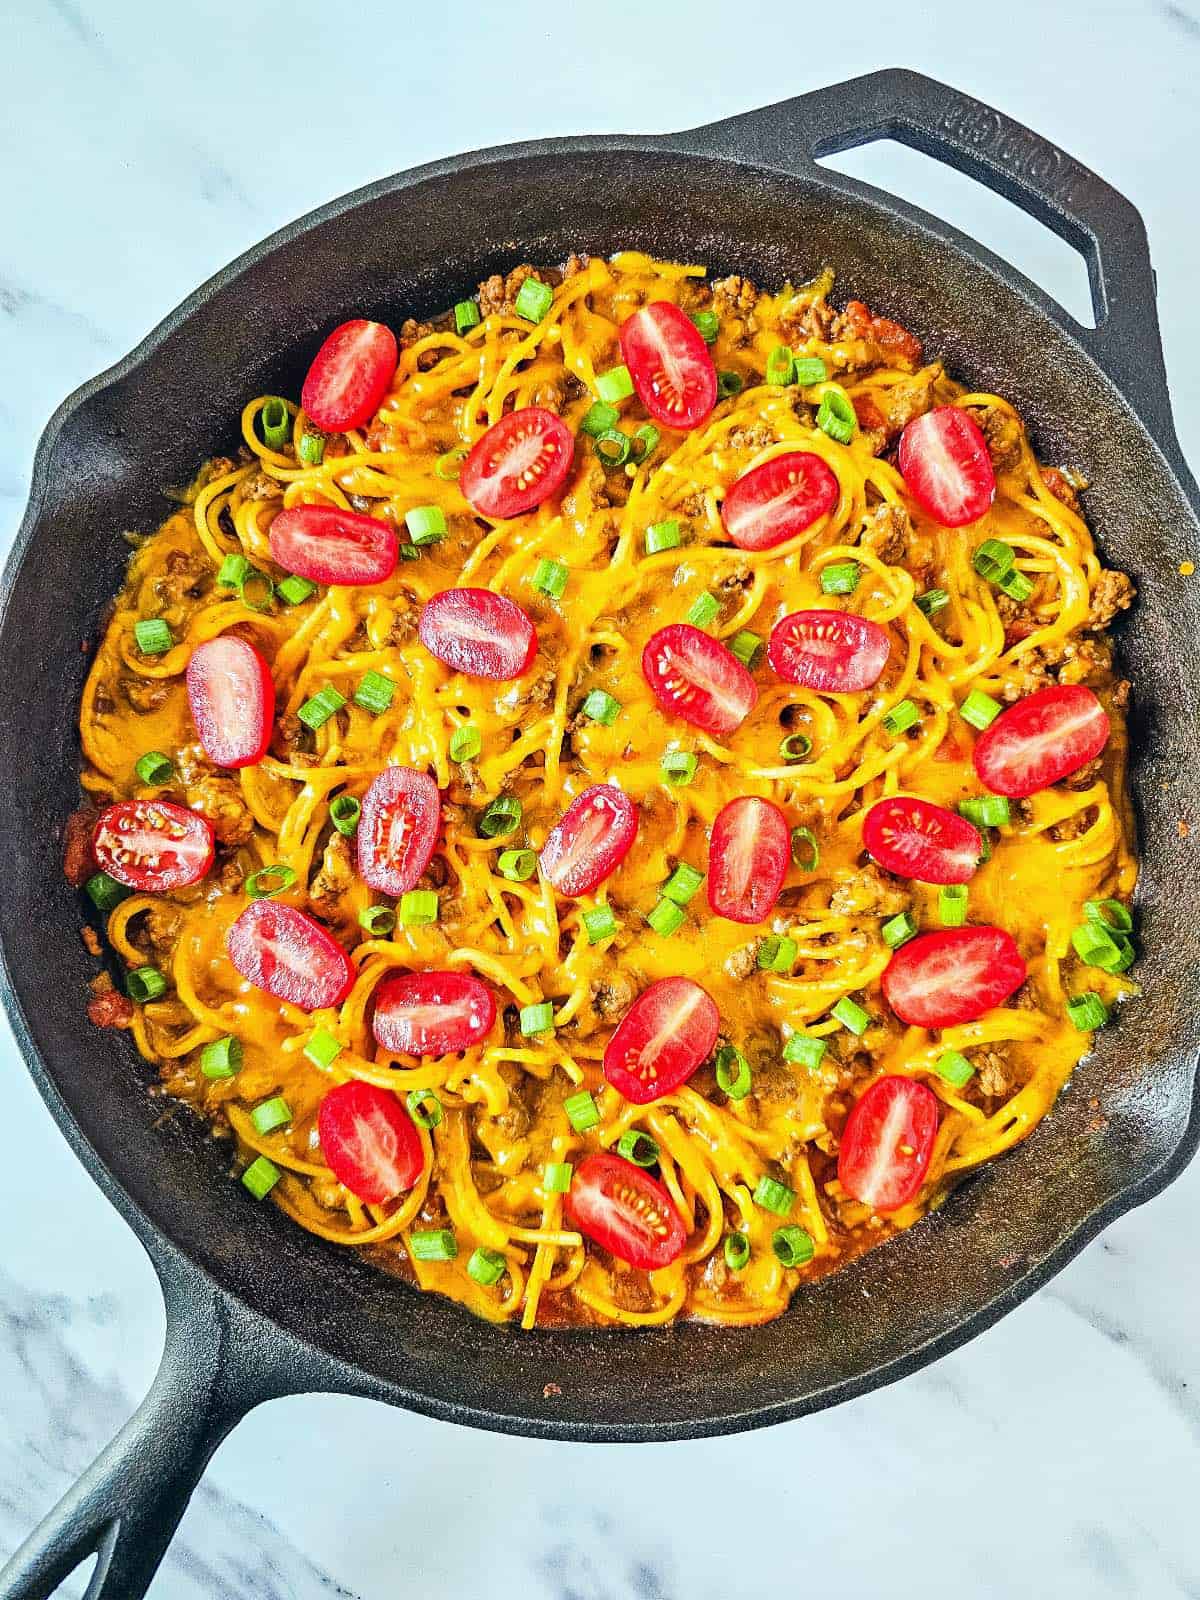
[134,751,172,786]
[237,567,275,612]
[564,1089,600,1133]
[200,1035,242,1079]
[662,863,705,905]
[304,1028,343,1069]
[766,345,796,386]
[580,400,620,437]
[1085,898,1133,933]
[353,670,394,715]
[791,356,828,386]
[939,884,968,927]
[998,569,1034,602]
[882,910,918,948]
[723,1231,751,1271]
[593,429,631,467]
[435,446,469,481]
[916,587,950,617]
[779,731,813,762]
[686,592,720,627]
[134,618,173,655]
[582,905,618,944]
[520,1001,555,1036]
[753,1175,795,1216]
[645,519,681,555]
[958,795,1011,829]
[251,1096,292,1135]
[126,966,167,1003]
[581,688,621,726]
[632,423,661,461]
[245,864,296,900]
[298,431,325,466]
[407,1088,443,1129]
[820,560,860,595]
[410,1229,457,1261]
[616,1131,659,1167]
[661,751,698,786]
[449,725,482,763]
[832,996,871,1035]
[467,1246,506,1286]
[398,890,439,927]
[715,1045,751,1100]
[532,557,569,598]
[85,870,130,913]
[690,310,720,343]
[772,1225,815,1268]
[882,699,920,736]
[498,848,537,882]
[543,1161,574,1193]
[973,539,1014,581]
[242,1155,281,1199]
[358,905,396,936]
[757,935,797,973]
[791,826,820,871]
[783,1033,826,1070]
[728,630,763,670]
[217,552,252,589]
[815,387,856,443]
[596,364,634,404]
[330,794,360,837]
[514,278,553,323]
[1067,992,1110,1031]
[454,299,481,334]
[278,574,318,605]
[1071,920,1134,973]
[960,689,1002,730]
[298,684,346,731]
[398,542,421,562]
[717,370,744,399]
[259,397,290,450]
[407,505,447,546]
[646,899,685,938]
[479,795,522,839]
[935,1049,975,1087]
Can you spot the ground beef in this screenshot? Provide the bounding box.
[590,972,637,1021]
[1049,806,1097,842]
[862,503,911,564]
[399,316,434,349]
[309,832,355,920]
[87,986,134,1030]
[1041,466,1084,511]
[881,367,939,434]
[218,858,245,894]
[562,253,591,280]
[779,295,837,344]
[711,275,760,319]
[510,664,557,714]
[976,1049,1010,1098]
[607,1267,656,1313]
[1111,679,1131,710]
[832,300,923,367]
[184,773,255,846]
[727,422,775,452]
[972,406,1023,472]
[1087,570,1135,629]
[1062,756,1104,791]
[829,863,910,916]
[123,676,172,713]
[81,926,102,956]
[477,265,544,318]
[62,807,97,885]
[241,470,282,501]
[725,942,760,979]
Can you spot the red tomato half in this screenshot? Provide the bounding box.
[837,1076,940,1213]
[372,970,496,1057]
[706,795,790,924]
[268,504,398,587]
[564,1152,686,1269]
[973,684,1110,798]
[898,407,996,527]
[767,610,891,694]
[862,796,982,885]
[356,766,441,897]
[418,587,537,680]
[459,407,574,519]
[641,623,757,739]
[300,319,398,433]
[882,926,1026,1028]
[538,784,637,898]
[186,635,275,769]
[721,452,840,552]
[92,800,214,892]
[317,1081,423,1204]
[603,977,720,1105]
[618,301,718,431]
[226,900,354,1013]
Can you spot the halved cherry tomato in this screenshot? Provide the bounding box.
[837,1076,940,1213]
[316,1080,423,1204]
[603,976,720,1105]
[564,1152,686,1269]
[862,796,982,885]
[372,970,495,1057]
[641,623,757,739]
[459,407,574,519]
[226,899,354,1012]
[418,588,537,680]
[721,452,840,552]
[186,635,275,769]
[538,784,637,898]
[973,684,1110,798]
[898,407,995,527]
[356,766,440,897]
[618,301,718,432]
[300,319,398,433]
[706,795,790,924]
[767,610,891,693]
[92,800,214,892]
[882,926,1026,1028]
[268,504,397,587]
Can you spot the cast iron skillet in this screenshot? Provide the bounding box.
[1,68,1198,1600]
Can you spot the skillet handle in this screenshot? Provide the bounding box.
[675,68,1178,446]
[0,1269,288,1600]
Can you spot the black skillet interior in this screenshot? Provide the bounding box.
[3,63,1200,1600]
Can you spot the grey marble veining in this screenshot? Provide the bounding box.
[1,0,1198,1595]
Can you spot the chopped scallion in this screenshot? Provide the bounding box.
[753,1175,795,1216]
[616,1131,659,1167]
[582,905,618,944]
[449,725,482,762]
[398,890,439,927]
[715,1045,752,1100]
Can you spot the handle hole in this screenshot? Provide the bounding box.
[817,141,1097,328]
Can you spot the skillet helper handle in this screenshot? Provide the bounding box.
[676,68,1176,445]
[0,1277,280,1600]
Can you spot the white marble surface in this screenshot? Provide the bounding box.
[2,2,1199,1596]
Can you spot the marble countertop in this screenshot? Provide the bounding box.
[2,2,1198,1596]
